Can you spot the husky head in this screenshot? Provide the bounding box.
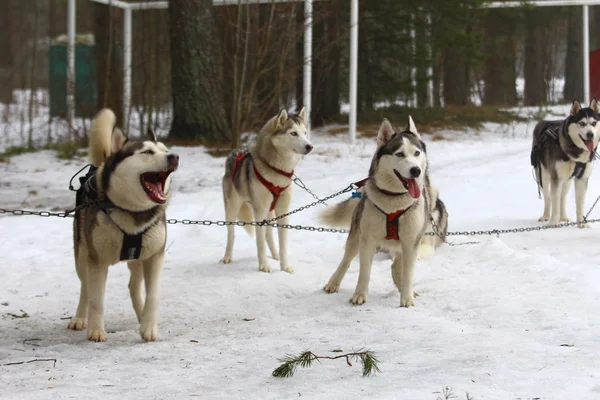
[567,98,600,154]
[370,117,427,199]
[102,128,180,211]
[260,107,313,156]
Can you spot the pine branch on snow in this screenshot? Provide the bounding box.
[272,349,380,378]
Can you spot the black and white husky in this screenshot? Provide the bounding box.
[320,117,448,307]
[531,99,599,227]
[69,109,179,342]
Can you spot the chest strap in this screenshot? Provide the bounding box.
[571,162,587,179]
[374,204,412,240]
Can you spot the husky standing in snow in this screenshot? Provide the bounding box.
[531,99,599,227]
[68,109,179,342]
[320,117,447,307]
[220,107,313,273]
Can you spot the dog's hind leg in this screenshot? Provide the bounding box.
[68,250,89,331]
[266,210,279,261]
[220,180,243,264]
[128,260,144,323]
[323,228,360,294]
[538,168,551,222]
[139,252,164,342]
[560,178,573,222]
[86,262,109,342]
[575,177,590,228]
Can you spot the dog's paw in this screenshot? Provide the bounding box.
[400,294,415,308]
[281,264,295,274]
[349,292,367,305]
[270,253,280,261]
[578,222,590,229]
[220,256,232,264]
[548,218,560,226]
[68,317,87,331]
[538,215,549,222]
[323,282,340,293]
[560,216,571,222]
[140,322,158,342]
[417,244,435,260]
[258,263,272,273]
[87,329,107,342]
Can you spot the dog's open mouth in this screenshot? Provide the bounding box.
[580,135,595,152]
[393,169,421,199]
[140,170,173,204]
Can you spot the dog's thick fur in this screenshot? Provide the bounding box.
[321,117,447,307]
[69,108,179,342]
[220,107,313,273]
[531,99,599,227]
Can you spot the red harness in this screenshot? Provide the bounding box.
[232,152,293,211]
[354,177,411,240]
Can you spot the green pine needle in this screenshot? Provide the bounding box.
[272,349,380,378]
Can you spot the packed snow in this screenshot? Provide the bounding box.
[2,105,600,399]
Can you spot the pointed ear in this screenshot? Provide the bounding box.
[571,100,582,116]
[111,127,127,153]
[377,118,395,147]
[274,108,288,130]
[407,115,421,139]
[590,98,599,113]
[297,106,307,123]
[147,128,157,142]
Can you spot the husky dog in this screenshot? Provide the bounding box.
[220,107,313,273]
[531,99,599,227]
[321,117,447,307]
[68,108,179,342]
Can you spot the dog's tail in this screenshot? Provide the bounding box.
[238,202,255,237]
[89,108,117,167]
[319,196,360,228]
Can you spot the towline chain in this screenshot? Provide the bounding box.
[2,177,600,242]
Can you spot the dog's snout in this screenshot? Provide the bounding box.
[305,144,313,153]
[587,132,594,140]
[168,154,180,168]
[410,166,421,178]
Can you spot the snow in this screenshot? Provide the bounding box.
[2,109,600,399]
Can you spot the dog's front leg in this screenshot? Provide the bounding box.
[560,178,573,222]
[399,241,419,307]
[350,238,376,305]
[86,262,109,342]
[324,227,360,293]
[139,252,164,342]
[275,192,294,273]
[575,177,590,228]
[128,260,144,323]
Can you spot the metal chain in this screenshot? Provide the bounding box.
[292,175,327,205]
[584,193,600,221]
[429,216,480,246]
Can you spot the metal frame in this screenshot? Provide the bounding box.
[67,0,599,141]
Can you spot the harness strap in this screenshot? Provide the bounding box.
[374,204,412,241]
[571,162,587,179]
[120,232,144,261]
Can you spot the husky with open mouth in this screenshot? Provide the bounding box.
[68,108,179,342]
[320,117,445,307]
[531,99,599,227]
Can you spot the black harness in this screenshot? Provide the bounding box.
[75,166,146,261]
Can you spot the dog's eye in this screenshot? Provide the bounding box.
[592,121,597,127]
[290,131,298,137]
[142,150,154,155]
[396,152,405,158]
[579,121,587,127]
[414,150,421,156]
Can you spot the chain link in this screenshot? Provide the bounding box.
[292,175,327,205]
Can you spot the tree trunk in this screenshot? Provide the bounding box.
[443,48,470,106]
[94,3,124,125]
[168,0,231,143]
[482,9,518,106]
[415,14,429,108]
[564,6,584,102]
[295,4,304,111]
[524,8,551,106]
[0,0,14,104]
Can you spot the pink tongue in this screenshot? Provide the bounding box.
[584,140,595,152]
[406,179,421,199]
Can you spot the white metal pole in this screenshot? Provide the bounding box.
[349,0,358,144]
[67,0,76,135]
[124,7,132,133]
[583,5,590,105]
[303,0,312,136]
[426,13,433,108]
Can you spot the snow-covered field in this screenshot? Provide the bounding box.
[2,106,600,399]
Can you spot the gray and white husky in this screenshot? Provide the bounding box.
[220,107,313,273]
[69,108,179,342]
[531,99,599,227]
[321,117,448,307]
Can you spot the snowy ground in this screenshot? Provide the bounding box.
[2,107,600,399]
